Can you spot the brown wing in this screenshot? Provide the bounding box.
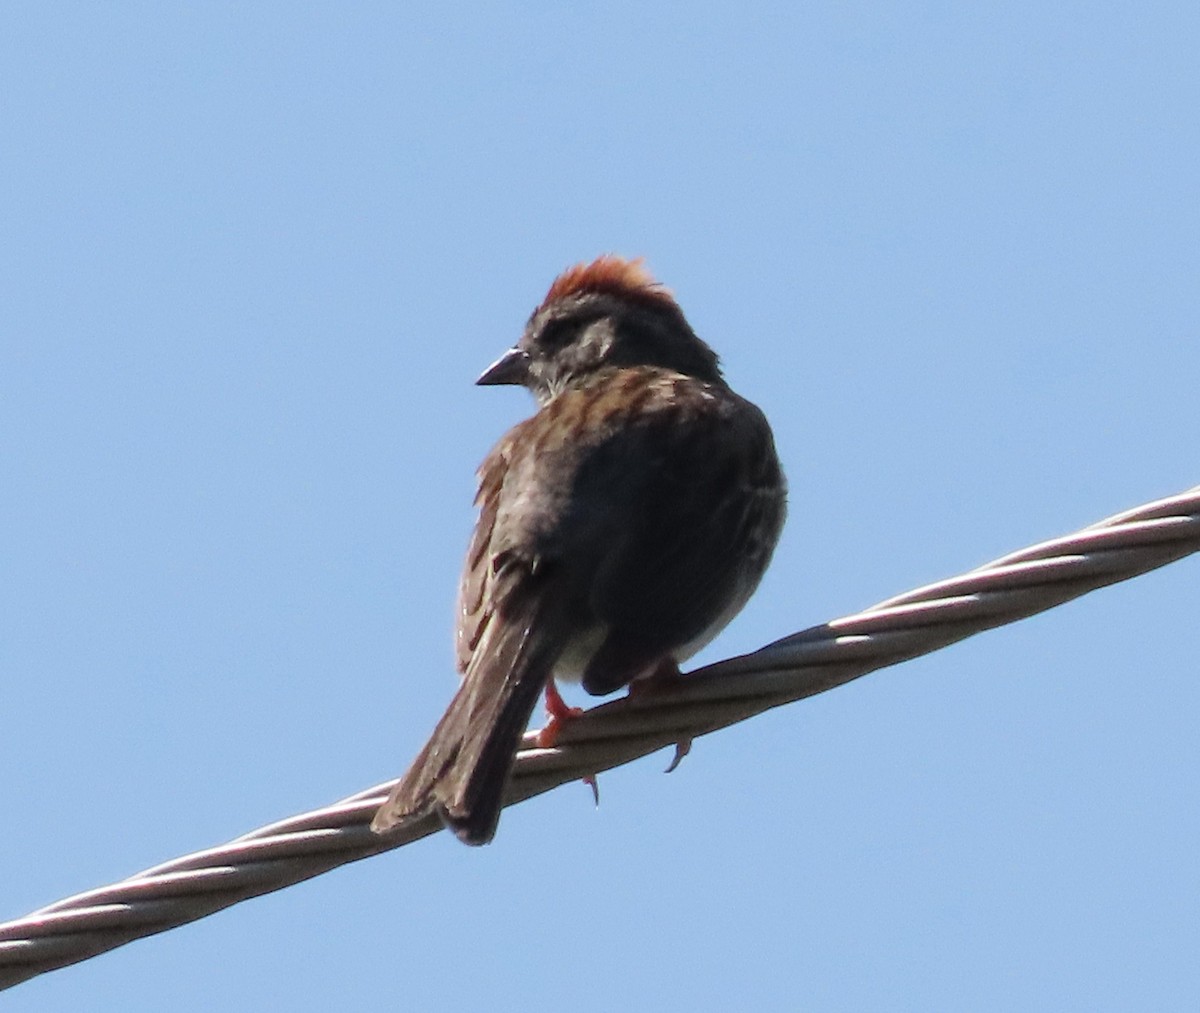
[377,366,783,843]
[454,423,521,675]
[568,378,784,692]
[374,418,571,844]
[457,367,785,695]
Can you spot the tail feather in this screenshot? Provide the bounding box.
[371,594,558,845]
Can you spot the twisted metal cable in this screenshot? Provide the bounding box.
[1,484,1197,991]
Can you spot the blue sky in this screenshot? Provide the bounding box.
[3,4,1198,1010]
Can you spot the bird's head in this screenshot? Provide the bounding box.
[477,256,722,403]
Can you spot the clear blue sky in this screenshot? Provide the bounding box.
[3,4,1198,1010]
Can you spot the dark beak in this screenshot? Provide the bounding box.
[476,347,531,386]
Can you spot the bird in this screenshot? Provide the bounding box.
[371,255,786,845]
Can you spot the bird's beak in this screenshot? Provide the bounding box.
[476,347,531,386]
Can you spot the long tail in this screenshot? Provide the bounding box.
[371,597,558,845]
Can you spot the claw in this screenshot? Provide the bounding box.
[626,660,693,772]
[584,774,600,806]
[664,736,693,774]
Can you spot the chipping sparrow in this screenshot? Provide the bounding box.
[372,256,786,844]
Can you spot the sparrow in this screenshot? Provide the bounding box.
[371,255,786,845]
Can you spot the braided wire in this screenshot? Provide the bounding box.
[1,484,1197,991]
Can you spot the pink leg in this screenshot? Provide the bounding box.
[536,679,583,748]
[536,681,599,802]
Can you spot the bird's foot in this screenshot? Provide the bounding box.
[536,681,598,802]
[627,659,693,772]
[627,657,685,697]
[536,679,583,748]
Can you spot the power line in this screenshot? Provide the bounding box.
[1,484,1196,991]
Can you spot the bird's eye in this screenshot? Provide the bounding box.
[538,317,579,349]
